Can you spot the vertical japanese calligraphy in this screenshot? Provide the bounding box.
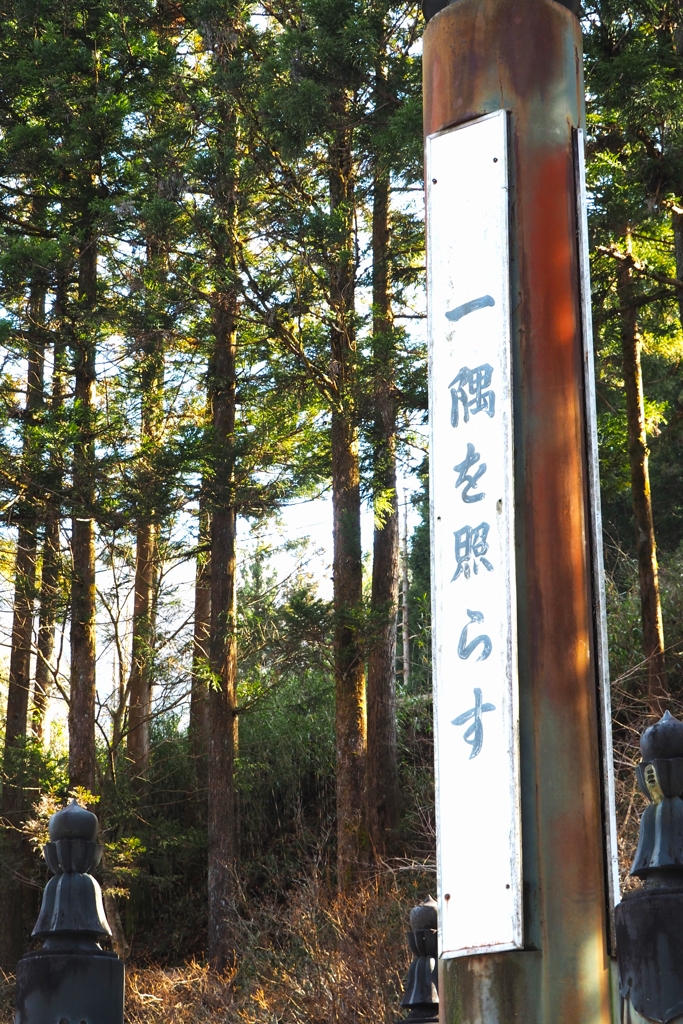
[448,364,496,426]
[454,443,486,503]
[427,111,522,957]
[452,689,496,759]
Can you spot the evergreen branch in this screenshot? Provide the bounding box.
[237,255,339,404]
[595,244,683,291]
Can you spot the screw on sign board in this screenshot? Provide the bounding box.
[427,110,522,957]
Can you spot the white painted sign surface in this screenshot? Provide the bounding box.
[427,111,522,958]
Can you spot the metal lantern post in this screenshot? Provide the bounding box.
[15,800,124,1024]
[397,897,439,1024]
[423,0,619,1021]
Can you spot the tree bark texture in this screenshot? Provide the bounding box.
[366,161,400,856]
[189,499,211,803]
[32,510,61,741]
[69,226,98,793]
[127,242,165,779]
[196,15,243,964]
[401,498,410,691]
[673,208,683,329]
[127,521,157,777]
[0,269,46,968]
[329,99,367,886]
[617,254,667,712]
[32,300,68,742]
[4,525,39,777]
[207,295,239,971]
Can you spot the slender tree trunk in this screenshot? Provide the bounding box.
[195,15,243,959]
[189,498,211,801]
[32,511,60,741]
[401,495,410,691]
[127,243,165,780]
[328,100,367,887]
[0,269,46,968]
[32,295,68,741]
[4,526,39,773]
[126,522,157,777]
[103,891,129,960]
[208,294,239,971]
[69,224,98,793]
[673,207,683,329]
[366,158,400,856]
[617,240,667,713]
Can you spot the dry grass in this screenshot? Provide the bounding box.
[0,870,428,1024]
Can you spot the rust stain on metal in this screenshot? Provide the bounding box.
[425,0,613,1021]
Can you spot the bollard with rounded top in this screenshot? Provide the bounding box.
[615,712,683,1024]
[397,897,439,1024]
[14,799,124,1024]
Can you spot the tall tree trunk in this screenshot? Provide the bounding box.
[401,496,410,691]
[208,294,239,971]
[127,243,165,780]
[32,282,68,741]
[366,157,400,856]
[0,268,46,968]
[329,99,367,887]
[197,11,243,961]
[189,497,211,803]
[617,239,667,714]
[673,207,683,329]
[69,223,98,793]
[126,522,157,778]
[32,506,60,740]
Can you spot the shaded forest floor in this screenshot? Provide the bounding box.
[0,869,429,1023]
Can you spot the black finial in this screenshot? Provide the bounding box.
[615,712,683,1023]
[15,802,124,1024]
[641,710,683,763]
[48,798,98,843]
[33,801,110,943]
[630,712,683,880]
[398,897,439,1023]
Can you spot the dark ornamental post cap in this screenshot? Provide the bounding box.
[641,710,683,762]
[33,800,109,941]
[630,711,683,879]
[398,897,439,1023]
[48,798,99,842]
[409,896,438,932]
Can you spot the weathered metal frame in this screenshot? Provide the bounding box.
[575,127,621,926]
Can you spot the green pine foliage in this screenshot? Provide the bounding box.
[0,0,429,962]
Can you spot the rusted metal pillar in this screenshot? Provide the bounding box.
[424,1,617,1021]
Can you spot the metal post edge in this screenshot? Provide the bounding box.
[574,127,621,932]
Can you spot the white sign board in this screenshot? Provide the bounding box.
[427,111,522,957]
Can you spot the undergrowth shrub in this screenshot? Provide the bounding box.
[0,870,433,1024]
[122,870,428,1024]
